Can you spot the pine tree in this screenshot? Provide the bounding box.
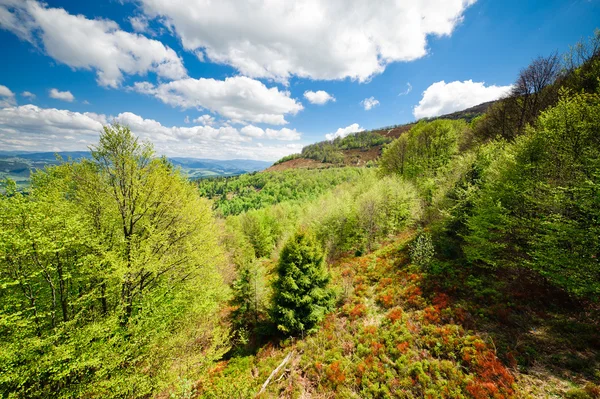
[271,230,334,335]
[230,261,267,331]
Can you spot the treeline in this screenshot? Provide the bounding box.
[197,167,366,216]
[0,127,229,397]
[274,130,392,165]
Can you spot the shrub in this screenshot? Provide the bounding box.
[409,231,435,267]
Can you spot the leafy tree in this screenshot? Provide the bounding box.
[379,120,467,180]
[0,124,229,397]
[240,212,274,258]
[463,90,600,298]
[271,230,334,335]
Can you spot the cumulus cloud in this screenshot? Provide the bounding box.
[0,84,16,107]
[304,90,335,105]
[112,111,250,144]
[0,0,186,87]
[138,0,476,83]
[193,114,215,126]
[21,91,36,99]
[0,105,106,144]
[0,104,301,160]
[240,125,301,141]
[325,123,365,140]
[361,97,380,111]
[413,80,512,119]
[133,76,303,125]
[49,88,75,102]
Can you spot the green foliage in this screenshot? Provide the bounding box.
[0,124,229,397]
[409,231,435,267]
[379,119,468,180]
[198,167,366,216]
[299,130,392,164]
[562,29,600,94]
[223,172,421,264]
[462,90,600,298]
[272,153,301,165]
[229,260,268,333]
[311,176,421,255]
[273,130,393,165]
[272,230,335,335]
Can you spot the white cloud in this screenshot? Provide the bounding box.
[184,115,190,124]
[0,105,106,141]
[0,0,186,87]
[240,125,265,138]
[0,104,301,160]
[361,97,379,111]
[133,76,303,125]
[21,91,36,99]
[193,114,215,126]
[129,15,148,33]
[0,84,16,107]
[325,123,365,140]
[399,82,412,96]
[304,90,335,105]
[138,0,476,83]
[49,88,75,102]
[112,111,250,144]
[240,125,301,141]
[413,80,512,119]
[265,127,301,141]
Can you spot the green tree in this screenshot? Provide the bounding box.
[230,260,268,332]
[379,120,467,180]
[0,124,229,397]
[271,230,334,335]
[463,90,600,298]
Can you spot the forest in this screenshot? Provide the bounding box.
[1,30,600,398]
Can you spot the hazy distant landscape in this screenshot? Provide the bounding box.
[0,151,271,188]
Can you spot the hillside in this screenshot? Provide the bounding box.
[268,101,495,172]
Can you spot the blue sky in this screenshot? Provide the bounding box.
[0,0,598,160]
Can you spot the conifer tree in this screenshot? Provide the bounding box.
[271,230,334,335]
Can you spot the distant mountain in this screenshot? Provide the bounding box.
[169,157,270,171]
[0,152,272,187]
[15,151,93,161]
[169,157,272,179]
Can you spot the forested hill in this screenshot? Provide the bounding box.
[268,100,497,171]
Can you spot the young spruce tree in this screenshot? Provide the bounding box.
[272,230,334,336]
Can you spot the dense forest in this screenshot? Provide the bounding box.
[1,30,600,398]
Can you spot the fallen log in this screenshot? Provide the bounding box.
[256,351,294,397]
